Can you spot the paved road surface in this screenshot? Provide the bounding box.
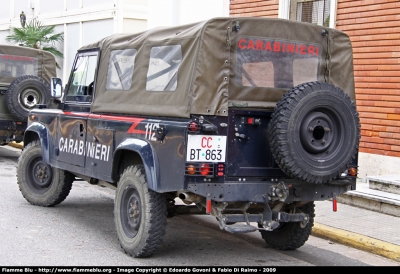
[1,146,398,266]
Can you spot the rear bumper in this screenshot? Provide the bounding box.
[0,119,26,143]
[186,177,356,203]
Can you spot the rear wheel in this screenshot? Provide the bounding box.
[259,202,315,250]
[17,140,74,206]
[114,165,167,258]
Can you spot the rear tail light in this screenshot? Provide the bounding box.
[348,167,357,176]
[187,164,196,175]
[200,164,210,176]
[185,163,215,177]
[217,163,224,176]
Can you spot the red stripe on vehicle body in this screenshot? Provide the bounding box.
[63,112,146,134]
[88,114,146,134]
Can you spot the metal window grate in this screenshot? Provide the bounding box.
[185,163,215,177]
[290,0,330,27]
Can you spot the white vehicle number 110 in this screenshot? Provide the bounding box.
[186,135,227,162]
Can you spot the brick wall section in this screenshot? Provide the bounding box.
[336,0,400,157]
[230,0,279,17]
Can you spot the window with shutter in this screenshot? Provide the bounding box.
[289,0,331,27]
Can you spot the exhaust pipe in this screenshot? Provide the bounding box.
[177,191,204,204]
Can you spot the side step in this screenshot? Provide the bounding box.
[224,224,258,233]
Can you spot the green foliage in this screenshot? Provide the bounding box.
[324,15,330,27]
[6,18,64,69]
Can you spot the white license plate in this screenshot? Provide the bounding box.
[186,135,227,162]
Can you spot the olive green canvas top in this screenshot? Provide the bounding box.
[0,44,56,86]
[80,17,355,118]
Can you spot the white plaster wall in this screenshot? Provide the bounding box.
[66,0,81,10]
[0,1,11,21]
[147,0,229,29]
[0,0,229,82]
[82,19,114,45]
[0,31,8,45]
[39,0,63,15]
[358,152,400,181]
[123,18,147,33]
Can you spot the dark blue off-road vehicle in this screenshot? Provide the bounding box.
[17,17,360,258]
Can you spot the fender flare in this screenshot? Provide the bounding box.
[114,138,160,191]
[23,122,51,164]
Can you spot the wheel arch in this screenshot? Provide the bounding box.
[112,138,160,191]
[23,122,51,164]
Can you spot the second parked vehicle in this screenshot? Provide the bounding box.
[0,44,56,144]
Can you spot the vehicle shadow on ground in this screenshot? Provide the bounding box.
[54,185,371,266]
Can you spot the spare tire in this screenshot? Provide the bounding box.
[268,81,360,184]
[6,75,51,121]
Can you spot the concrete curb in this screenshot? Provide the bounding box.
[8,142,23,149]
[312,223,400,262]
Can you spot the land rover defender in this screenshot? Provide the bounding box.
[17,17,360,258]
[0,45,56,144]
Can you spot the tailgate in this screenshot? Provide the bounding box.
[226,108,288,178]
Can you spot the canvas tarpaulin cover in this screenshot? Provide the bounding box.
[0,44,56,86]
[79,17,354,118]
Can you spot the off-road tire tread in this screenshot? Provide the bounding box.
[115,165,167,258]
[260,202,315,250]
[17,140,74,207]
[6,75,50,121]
[268,81,360,184]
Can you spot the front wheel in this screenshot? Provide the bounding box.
[259,202,315,250]
[114,165,167,258]
[17,140,75,206]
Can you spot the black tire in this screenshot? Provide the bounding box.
[259,202,315,250]
[17,140,74,206]
[114,165,167,258]
[6,75,51,121]
[268,81,360,184]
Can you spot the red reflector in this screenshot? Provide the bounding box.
[206,198,211,214]
[333,198,337,212]
[217,172,224,176]
[247,117,253,124]
[188,121,199,132]
[200,163,210,176]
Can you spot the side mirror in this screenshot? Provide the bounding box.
[51,77,63,98]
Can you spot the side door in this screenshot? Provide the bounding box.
[56,49,99,170]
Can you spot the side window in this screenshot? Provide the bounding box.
[65,52,98,102]
[146,45,182,91]
[106,49,137,90]
[0,54,38,78]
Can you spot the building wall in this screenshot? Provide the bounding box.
[335,0,400,158]
[0,0,135,81]
[0,0,229,82]
[230,0,279,17]
[335,0,400,178]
